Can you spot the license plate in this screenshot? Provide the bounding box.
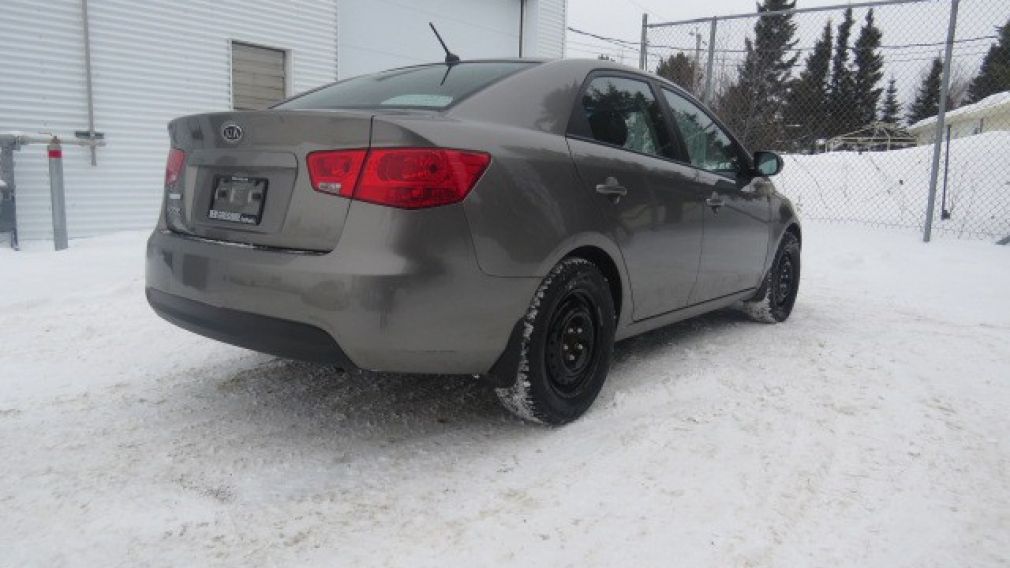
[208,175,268,225]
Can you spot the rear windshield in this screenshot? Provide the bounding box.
[275,62,536,110]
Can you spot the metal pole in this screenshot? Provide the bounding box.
[639,13,648,71]
[923,0,959,242]
[0,142,18,249]
[703,17,718,105]
[941,124,952,219]
[47,138,69,251]
[692,28,702,93]
[81,0,97,166]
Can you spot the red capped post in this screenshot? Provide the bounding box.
[46,137,69,250]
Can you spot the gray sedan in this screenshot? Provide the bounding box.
[146,58,801,424]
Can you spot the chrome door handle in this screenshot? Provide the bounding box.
[595,177,627,196]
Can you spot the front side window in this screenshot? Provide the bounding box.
[662,89,742,175]
[577,76,673,159]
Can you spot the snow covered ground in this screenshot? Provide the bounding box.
[1,224,1009,567]
[777,131,1010,241]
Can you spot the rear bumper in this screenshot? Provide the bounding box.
[147,287,352,365]
[144,202,540,374]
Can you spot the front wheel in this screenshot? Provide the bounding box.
[742,231,801,323]
[495,258,616,425]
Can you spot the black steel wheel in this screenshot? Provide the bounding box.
[743,231,801,323]
[496,258,615,425]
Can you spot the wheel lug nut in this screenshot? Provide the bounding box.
[563,344,568,351]
[567,328,574,334]
[577,327,583,333]
[577,344,584,351]
[567,354,575,361]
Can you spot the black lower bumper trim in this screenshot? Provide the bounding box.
[146,287,353,366]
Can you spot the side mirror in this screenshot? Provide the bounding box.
[753,151,783,177]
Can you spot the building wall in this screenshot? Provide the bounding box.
[0,0,339,241]
[338,0,523,79]
[523,0,567,58]
[1,0,567,241]
[912,111,1010,145]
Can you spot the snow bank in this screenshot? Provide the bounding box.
[777,131,1010,240]
[1,224,1009,566]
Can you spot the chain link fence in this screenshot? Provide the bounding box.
[643,0,1010,242]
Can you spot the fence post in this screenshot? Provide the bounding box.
[639,13,648,71]
[47,138,69,251]
[923,0,959,243]
[703,17,718,105]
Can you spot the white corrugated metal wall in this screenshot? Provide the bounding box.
[1,0,338,241]
[338,0,523,79]
[523,0,567,59]
[0,0,566,241]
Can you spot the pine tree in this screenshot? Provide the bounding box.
[826,7,856,136]
[717,0,799,150]
[783,20,833,151]
[656,53,701,96]
[852,9,884,126]
[908,57,943,124]
[879,76,902,124]
[967,17,1010,103]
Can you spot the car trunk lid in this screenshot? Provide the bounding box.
[164,110,373,251]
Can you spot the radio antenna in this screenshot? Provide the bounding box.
[429,22,461,65]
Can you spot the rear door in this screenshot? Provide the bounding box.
[659,88,771,303]
[566,73,704,320]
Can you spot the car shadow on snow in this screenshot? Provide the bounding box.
[192,308,758,438]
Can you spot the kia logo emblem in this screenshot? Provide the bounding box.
[221,123,243,143]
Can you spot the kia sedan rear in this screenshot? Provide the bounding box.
[146,59,801,424]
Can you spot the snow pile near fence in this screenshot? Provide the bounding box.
[776,131,1010,240]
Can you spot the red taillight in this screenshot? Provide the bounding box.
[165,148,186,188]
[307,149,368,196]
[354,148,491,209]
[305,148,491,209]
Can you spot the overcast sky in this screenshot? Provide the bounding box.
[566,0,1000,105]
[567,0,844,63]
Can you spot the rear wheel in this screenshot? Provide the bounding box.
[495,258,615,425]
[742,231,801,323]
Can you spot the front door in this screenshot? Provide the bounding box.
[659,88,771,303]
[567,74,704,320]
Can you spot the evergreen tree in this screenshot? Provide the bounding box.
[717,0,799,150]
[908,57,943,124]
[852,9,884,126]
[967,17,1010,103]
[656,53,701,96]
[783,20,833,151]
[826,7,856,136]
[879,76,902,124]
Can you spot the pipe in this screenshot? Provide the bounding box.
[81,0,98,165]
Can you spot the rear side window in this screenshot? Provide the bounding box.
[661,89,742,175]
[573,76,674,159]
[275,62,535,110]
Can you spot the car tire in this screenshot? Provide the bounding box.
[495,258,616,425]
[742,231,801,323]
